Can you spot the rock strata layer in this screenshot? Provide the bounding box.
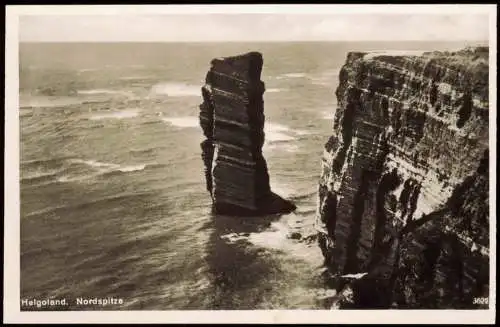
[316,47,490,308]
[199,52,296,216]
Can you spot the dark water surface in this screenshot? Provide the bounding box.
[19,41,472,309]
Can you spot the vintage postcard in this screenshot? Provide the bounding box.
[4,4,497,324]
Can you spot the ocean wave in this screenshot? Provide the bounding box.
[266,88,287,93]
[276,72,307,79]
[68,159,120,169]
[21,171,59,184]
[307,72,340,86]
[323,68,341,77]
[264,131,295,143]
[295,130,311,136]
[221,214,323,265]
[309,68,341,81]
[77,68,100,73]
[55,159,151,183]
[119,75,154,81]
[264,143,300,153]
[21,158,71,185]
[21,156,75,168]
[309,78,334,87]
[269,180,297,199]
[264,122,295,142]
[322,111,335,120]
[21,157,153,185]
[20,108,33,118]
[20,96,90,109]
[294,207,317,216]
[264,122,310,144]
[77,89,133,96]
[117,164,146,173]
[56,172,103,183]
[151,82,201,97]
[23,191,153,218]
[88,109,140,120]
[162,116,199,128]
[266,122,292,133]
[318,104,338,120]
[129,147,158,155]
[69,159,150,173]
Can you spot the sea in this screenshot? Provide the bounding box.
[19,41,478,310]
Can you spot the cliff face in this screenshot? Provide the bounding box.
[316,47,489,308]
[200,52,296,216]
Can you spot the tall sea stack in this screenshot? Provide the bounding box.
[316,47,490,308]
[199,52,296,216]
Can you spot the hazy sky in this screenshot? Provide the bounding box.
[20,13,489,42]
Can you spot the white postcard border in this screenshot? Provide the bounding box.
[4,4,497,324]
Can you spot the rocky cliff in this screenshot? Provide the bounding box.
[199,52,296,216]
[316,47,490,308]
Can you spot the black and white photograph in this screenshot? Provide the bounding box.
[3,4,497,324]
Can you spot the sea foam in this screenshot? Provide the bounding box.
[68,159,120,169]
[264,122,310,144]
[56,159,149,183]
[71,159,148,173]
[162,116,199,128]
[77,89,132,96]
[117,164,146,172]
[276,72,307,79]
[266,88,287,93]
[264,123,296,142]
[151,82,201,97]
[119,75,154,81]
[88,110,140,120]
[221,214,323,265]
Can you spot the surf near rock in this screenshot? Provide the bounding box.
[199,52,296,216]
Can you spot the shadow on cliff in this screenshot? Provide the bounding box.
[201,212,286,309]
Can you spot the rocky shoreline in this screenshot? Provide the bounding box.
[316,46,489,309]
[199,47,490,309]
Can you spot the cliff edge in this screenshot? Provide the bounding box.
[316,47,490,308]
[200,52,296,216]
